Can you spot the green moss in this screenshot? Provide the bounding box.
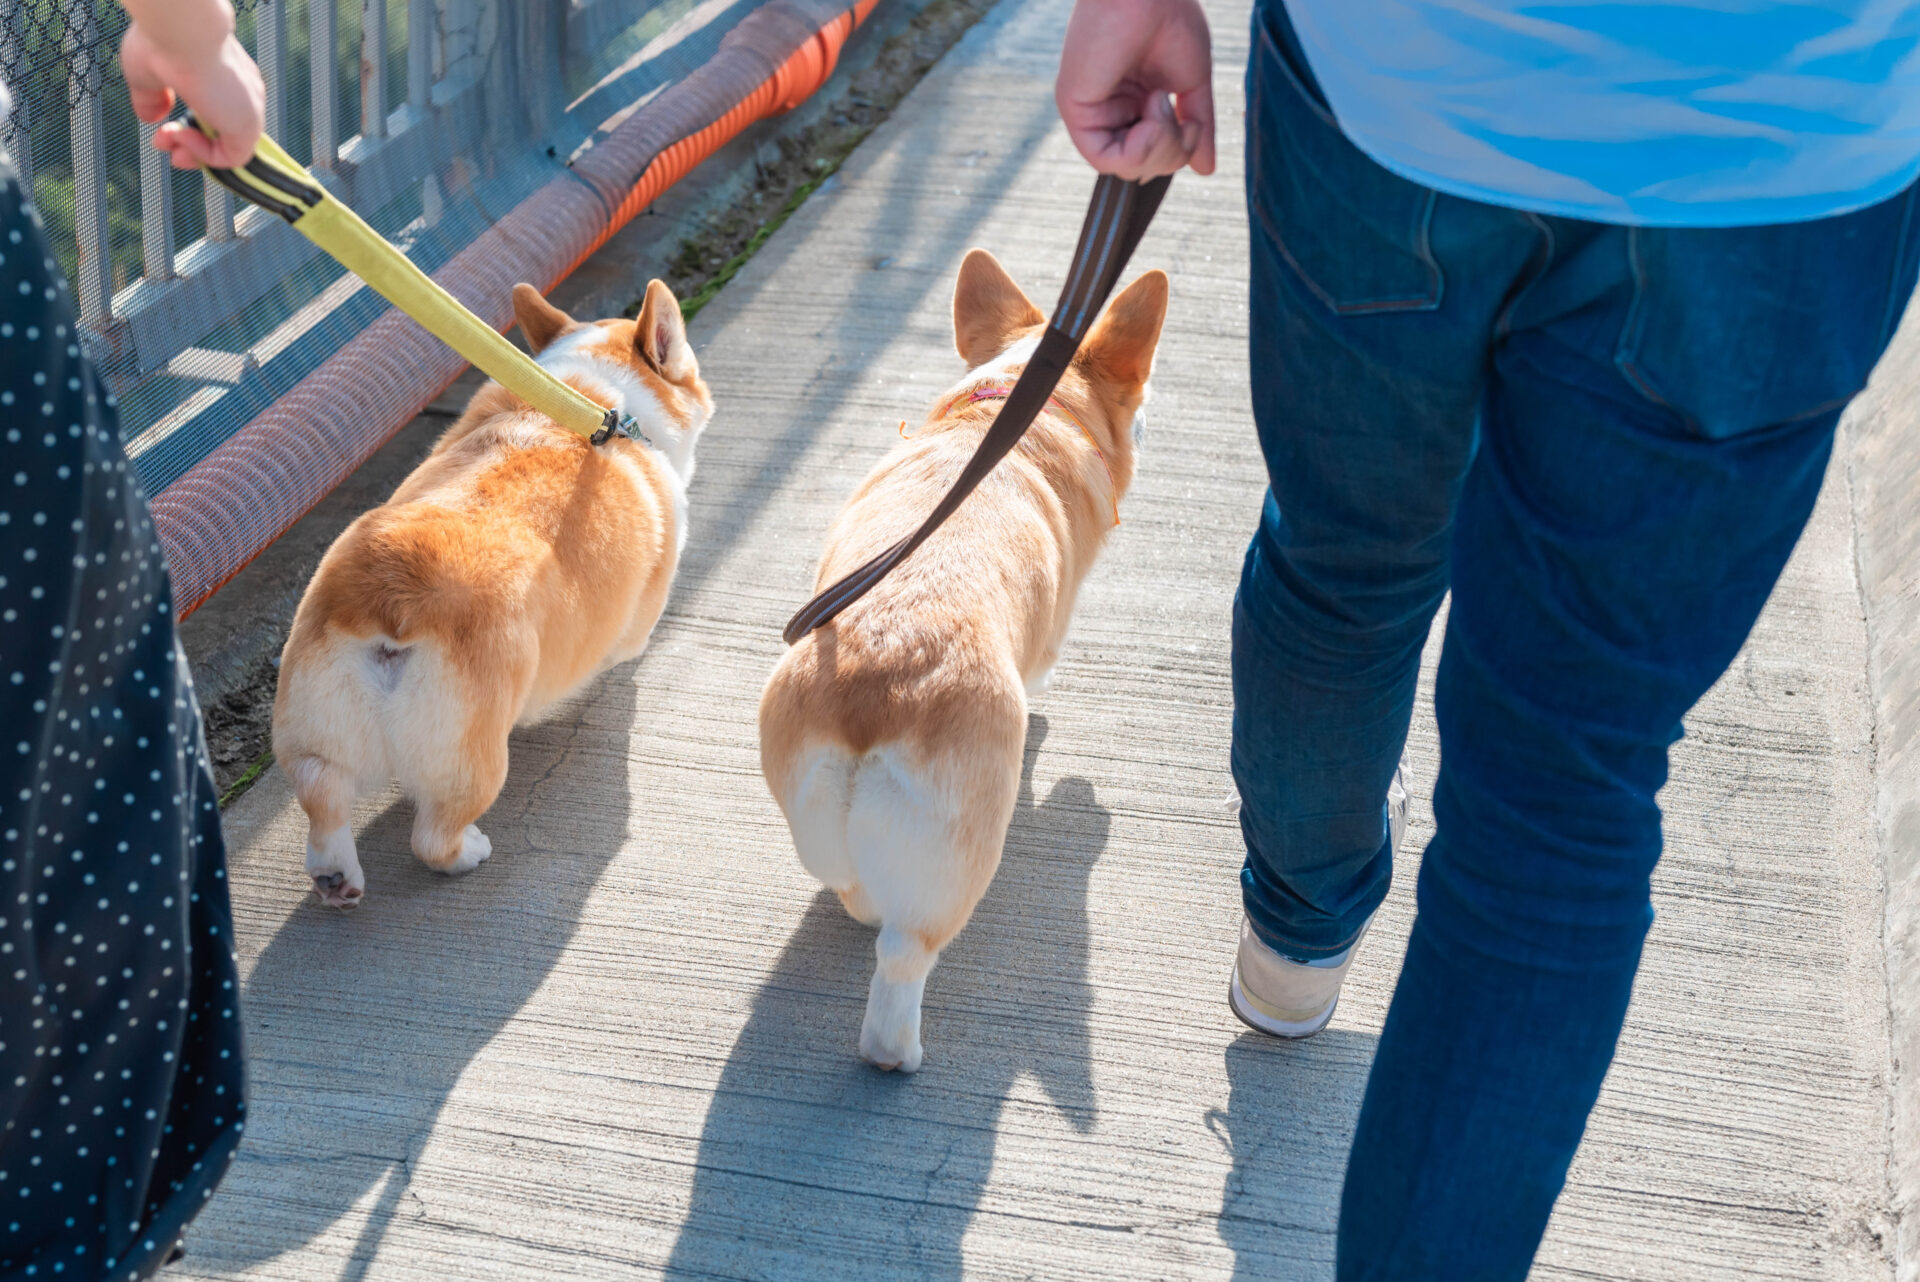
[679,157,850,323]
[218,748,274,810]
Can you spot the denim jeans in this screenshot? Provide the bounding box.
[1234,2,1920,1277]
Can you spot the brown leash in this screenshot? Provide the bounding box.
[782,173,1171,645]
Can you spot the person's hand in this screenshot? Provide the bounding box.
[1056,0,1215,179]
[120,0,265,170]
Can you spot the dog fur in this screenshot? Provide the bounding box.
[759,249,1167,1070]
[274,279,712,907]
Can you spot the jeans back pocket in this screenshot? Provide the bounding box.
[1615,186,1920,439]
[1248,0,1442,316]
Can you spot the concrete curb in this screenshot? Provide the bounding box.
[1843,300,1920,1282]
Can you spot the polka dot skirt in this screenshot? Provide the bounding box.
[0,169,245,1277]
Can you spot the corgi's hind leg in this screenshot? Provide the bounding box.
[778,745,872,917]
[288,755,364,908]
[407,733,507,875]
[862,925,937,1071]
[413,810,495,875]
[848,747,1019,1074]
[836,883,881,927]
[397,646,521,877]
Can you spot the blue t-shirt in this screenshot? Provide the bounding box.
[1285,0,1920,225]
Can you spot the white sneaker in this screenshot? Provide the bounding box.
[1230,916,1372,1037]
[1226,762,1409,1039]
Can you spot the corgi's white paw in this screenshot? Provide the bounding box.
[306,828,365,908]
[860,1009,924,1074]
[1024,663,1056,697]
[861,964,928,1073]
[436,825,493,875]
[310,870,363,908]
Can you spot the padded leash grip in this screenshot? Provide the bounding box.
[181,113,641,445]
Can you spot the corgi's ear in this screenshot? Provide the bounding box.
[511,283,576,354]
[953,248,1045,367]
[1080,269,1168,393]
[634,278,696,382]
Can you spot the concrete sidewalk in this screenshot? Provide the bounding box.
[173,0,1913,1275]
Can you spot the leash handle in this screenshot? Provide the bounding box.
[781,172,1170,646]
[181,114,640,446]
[184,116,330,222]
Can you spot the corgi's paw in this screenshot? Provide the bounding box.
[310,870,363,909]
[306,828,365,909]
[435,825,493,876]
[860,967,927,1073]
[1024,663,1056,697]
[859,1011,924,1073]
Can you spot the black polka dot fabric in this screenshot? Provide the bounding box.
[0,168,244,1278]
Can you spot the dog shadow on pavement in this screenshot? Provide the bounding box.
[666,714,1107,1280]
[177,668,637,1280]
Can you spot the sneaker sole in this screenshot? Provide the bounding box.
[1228,967,1338,1039]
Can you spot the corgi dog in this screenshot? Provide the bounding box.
[759,249,1167,1071]
[274,280,712,907]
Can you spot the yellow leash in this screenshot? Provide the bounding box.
[193,123,642,445]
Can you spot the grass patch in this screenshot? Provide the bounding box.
[219,748,275,810]
[679,159,852,323]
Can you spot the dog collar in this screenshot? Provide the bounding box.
[590,409,657,450]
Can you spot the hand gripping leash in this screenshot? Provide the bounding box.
[782,172,1170,645]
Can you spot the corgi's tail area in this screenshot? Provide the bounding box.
[274,627,453,796]
[275,617,534,885]
[772,739,1020,1072]
[776,743,984,933]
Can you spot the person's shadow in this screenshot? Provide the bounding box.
[178,667,639,1279]
[666,714,1106,1279]
[1211,1026,1380,1277]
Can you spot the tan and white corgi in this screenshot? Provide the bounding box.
[274,280,713,907]
[759,249,1167,1071]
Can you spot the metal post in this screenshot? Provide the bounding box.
[258,0,288,143]
[490,0,565,155]
[441,0,476,84]
[202,173,235,243]
[411,0,440,223]
[0,0,31,191]
[361,0,388,138]
[407,0,433,114]
[138,123,174,282]
[311,0,338,167]
[63,0,110,324]
[526,0,566,143]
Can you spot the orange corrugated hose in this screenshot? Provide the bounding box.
[574,0,880,269]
